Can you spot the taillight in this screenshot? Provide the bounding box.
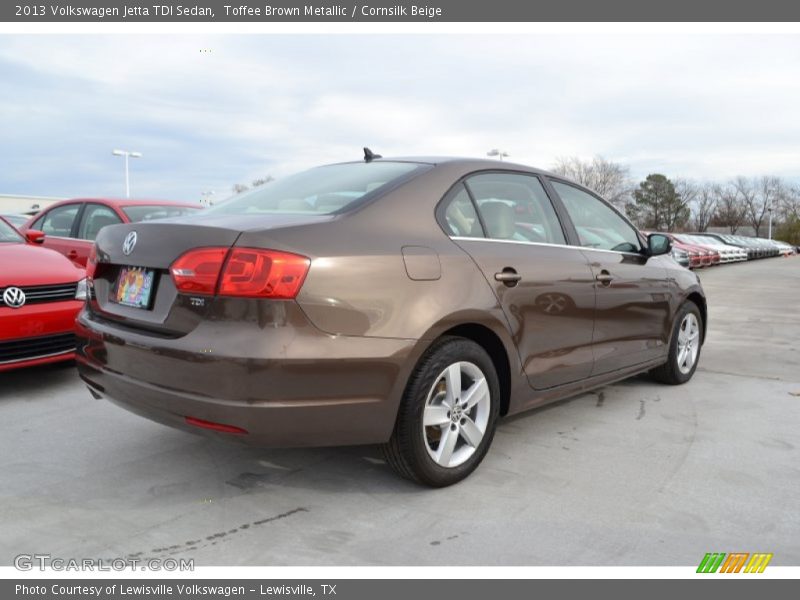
[169,247,310,299]
[218,248,310,299]
[170,247,228,295]
[86,245,98,279]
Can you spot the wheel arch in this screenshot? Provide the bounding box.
[441,323,512,416]
[684,290,708,343]
[413,318,517,417]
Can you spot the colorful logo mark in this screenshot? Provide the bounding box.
[697,552,773,573]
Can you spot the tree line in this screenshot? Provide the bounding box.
[552,156,800,243]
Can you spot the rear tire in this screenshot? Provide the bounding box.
[382,336,500,487]
[651,301,703,385]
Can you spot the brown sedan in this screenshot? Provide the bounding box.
[76,154,706,487]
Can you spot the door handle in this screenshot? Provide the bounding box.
[595,270,613,285]
[494,268,521,287]
[67,250,78,258]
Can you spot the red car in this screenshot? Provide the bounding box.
[645,232,717,268]
[0,217,86,372]
[661,233,720,267]
[23,198,202,267]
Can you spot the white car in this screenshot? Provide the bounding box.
[677,234,746,263]
[770,240,796,256]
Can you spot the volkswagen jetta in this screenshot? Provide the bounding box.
[76,155,706,486]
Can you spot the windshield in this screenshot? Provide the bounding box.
[1,214,28,227]
[122,205,202,222]
[0,218,24,243]
[208,162,427,216]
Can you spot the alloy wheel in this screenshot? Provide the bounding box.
[676,313,700,374]
[422,361,491,468]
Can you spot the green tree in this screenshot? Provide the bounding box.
[775,215,800,246]
[627,174,689,231]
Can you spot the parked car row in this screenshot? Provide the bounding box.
[645,230,796,270]
[1,198,198,372]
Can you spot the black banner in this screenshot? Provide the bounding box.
[5,579,800,600]
[3,0,800,22]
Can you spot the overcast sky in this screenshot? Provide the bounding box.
[1,34,798,201]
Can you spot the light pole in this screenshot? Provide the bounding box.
[768,205,773,240]
[112,149,142,198]
[487,148,509,161]
[200,190,215,206]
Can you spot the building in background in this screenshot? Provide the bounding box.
[0,194,65,216]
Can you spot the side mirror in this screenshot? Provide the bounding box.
[26,230,46,244]
[647,233,671,256]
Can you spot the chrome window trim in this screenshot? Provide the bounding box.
[450,235,645,257]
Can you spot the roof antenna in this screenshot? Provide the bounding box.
[363,147,382,162]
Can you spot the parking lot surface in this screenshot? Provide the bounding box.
[1,258,799,566]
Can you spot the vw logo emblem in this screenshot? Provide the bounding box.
[122,231,138,256]
[2,286,26,309]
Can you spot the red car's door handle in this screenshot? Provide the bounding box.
[494,269,521,286]
[67,250,78,258]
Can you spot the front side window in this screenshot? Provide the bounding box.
[465,173,566,245]
[208,162,428,216]
[34,204,80,238]
[78,204,123,241]
[550,181,641,253]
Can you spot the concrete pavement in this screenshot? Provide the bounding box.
[1,257,798,566]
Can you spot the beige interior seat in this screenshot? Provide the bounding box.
[480,201,516,239]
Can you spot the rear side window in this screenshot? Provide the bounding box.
[122,205,201,222]
[209,162,428,216]
[78,204,122,241]
[465,173,566,245]
[550,181,641,253]
[441,184,484,238]
[34,204,80,237]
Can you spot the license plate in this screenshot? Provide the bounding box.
[113,266,156,309]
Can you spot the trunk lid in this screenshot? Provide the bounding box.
[89,213,332,336]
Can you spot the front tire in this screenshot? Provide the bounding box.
[382,337,500,487]
[651,301,703,385]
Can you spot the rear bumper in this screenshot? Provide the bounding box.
[75,303,418,447]
[0,300,82,371]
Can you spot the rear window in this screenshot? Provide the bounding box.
[208,162,427,216]
[122,205,202,222]
[0,218,24,243]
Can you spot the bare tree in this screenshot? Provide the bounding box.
[690,183,717,232]
[252,175,275,187]
[779,185,800,221]
[232,175,274,195]
[738,176,781,237]
[674,179,698,204]
[551,156,632,210]
[674,178,699,230]
[713,183,746,234]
